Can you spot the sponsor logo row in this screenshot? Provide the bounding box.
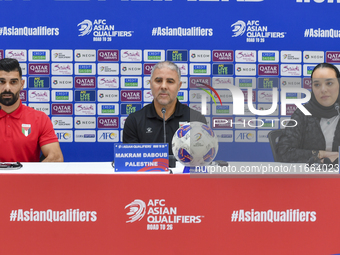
[55,130,119,142]
[13,62,334,76]
[21,76,312,90]
[3,49,340,63]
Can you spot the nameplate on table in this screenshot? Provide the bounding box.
[114,143,169,172]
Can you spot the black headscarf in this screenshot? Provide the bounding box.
[304,63,340,119]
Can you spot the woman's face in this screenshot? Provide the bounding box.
[312,67,339,107]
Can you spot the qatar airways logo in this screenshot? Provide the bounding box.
[200,85,312,117]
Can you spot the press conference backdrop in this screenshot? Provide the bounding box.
[0,0,338,162]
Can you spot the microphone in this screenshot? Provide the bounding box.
[161,108,166,143]
[335,103,340,115]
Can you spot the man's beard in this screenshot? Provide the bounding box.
[0,91,20,106]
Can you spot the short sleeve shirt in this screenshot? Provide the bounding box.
[0,102,58,162]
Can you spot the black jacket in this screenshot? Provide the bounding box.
[278,108,340,163]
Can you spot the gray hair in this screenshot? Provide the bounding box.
[150,61,181,81]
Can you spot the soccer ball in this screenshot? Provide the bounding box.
[172,122,219,166]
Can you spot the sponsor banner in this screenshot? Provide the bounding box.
[28,50,50,62]
[52,90,73,102]
[28,90,50,102]
[235,130,256,142]
[166,50,188,62]
[190,64,211,75]
[189,77,211,89]
[120,76,142,89]
[74,90,96,102]
[121,90,142,102]
[75,76,96,89]
[215,130,233,142]
[74,50,96,62]
[97,130,119,142]
[303,51,324,63]
[20,63,27,75]
[212,50,233,62]
[74,117,96,129]
[51,63,73,75]
[97,76,119,88]
[326,51,340,63]
[97,63,119,75]
[143,90,154,102]
[97,103,119,115]
[75,63,96,75]
[51,103,73,115]
[189,103,210,115]
[189,90,211,103]
[97,50,119,62]
[212,64,233,75]
[258,51,279,63]
[234,117,256,129]
[0,50,3,60]
[29,63,50,75]
[258,90,278,103]
[120,50,142,62]
[285,104,297,116]
[281,64,301,76]
[51,50,73,62]
[242,90,256,103]
[213,77,234,88]
[5,49,27,61]
[258,103,279,116]
[120,116,127,129]
[98,117,119,129]
[52,76,73,89]
[303,64,317,76]
[280,77,302,88]
[144,50,165,62]
[52,117,73,129]
[144,63,156,75]
[28,77,50,89]
[75,130,96,142]
[176,63,188,76]
[280,117,292,129]
[98,90,119,102]
[235,77,255,88]
[120,103,142,115]
[29,103,50,115]
[55,130,73,142]
[74,103,96,115]
[257,130,270,142]
[22,77,27,88]
[212,117,233,129]
[181,77,188,89]
[235,64,256,76]
[143,76,151,89]
[258,64,279,76]
[19,90,27,102]
[212,104,231,115]
[121,63,142,75]
[235,50,256,62]
[189,50,211,62]
[176,91,188,102]
[281,51,302,63]
[258,77,279,89]
[303,78,312,89]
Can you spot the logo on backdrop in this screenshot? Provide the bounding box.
[231,20,286,43]
[125,199,204,230]
[125,199,146,223]
[77,19,133,41]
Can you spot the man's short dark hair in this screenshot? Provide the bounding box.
[0,58,22,77]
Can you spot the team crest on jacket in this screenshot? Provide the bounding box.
[22,124,31,137]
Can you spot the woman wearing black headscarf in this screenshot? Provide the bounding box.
[278,63,340,163]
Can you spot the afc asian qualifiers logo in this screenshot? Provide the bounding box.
[78,20,92,36]
[125,199,146,223]
[231,20,246,37]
